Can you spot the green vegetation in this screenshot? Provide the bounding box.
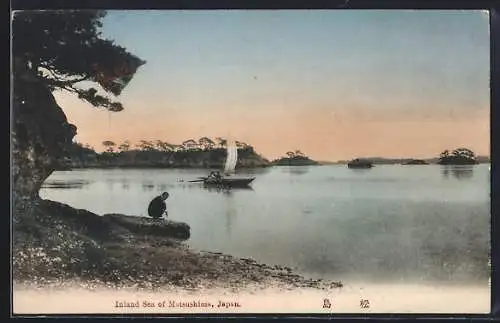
[438,148,478,165]
[13,10,145,112]
[64,138,270,169]
[333,151,488,165]
[273,150,319,166]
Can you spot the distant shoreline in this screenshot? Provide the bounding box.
[55,161,490,171]
[322,156,490,166]
[324,161,490,165]
[56,164,273,171]
[67,143,489,170]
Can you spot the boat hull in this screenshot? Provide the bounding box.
[203,177,255,188]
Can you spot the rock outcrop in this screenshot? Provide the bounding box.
[12,61,76,208]
[13,199,191,283]
[103,214,190,240]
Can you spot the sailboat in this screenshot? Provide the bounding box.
[202,140,256,188]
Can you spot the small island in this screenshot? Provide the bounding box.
[347,158,374,169]
[331,150,489,166]
[438,148,478,165]
[272,150,319,166]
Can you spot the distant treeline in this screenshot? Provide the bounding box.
[63,138,270,169]
[63,141,487,169]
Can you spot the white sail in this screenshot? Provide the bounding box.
[224,140,238,175]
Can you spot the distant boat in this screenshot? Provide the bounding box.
[347,158,373,169]
[200,139,255,188]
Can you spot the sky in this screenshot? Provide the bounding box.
[54,10,490,161]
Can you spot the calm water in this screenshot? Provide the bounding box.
[40,165,490,287]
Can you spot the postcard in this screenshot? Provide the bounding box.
[11,9,491,314]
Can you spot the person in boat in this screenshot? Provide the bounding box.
[207,171,222,182]
[147,191,169,219]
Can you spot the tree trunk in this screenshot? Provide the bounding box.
[12,59,77,216]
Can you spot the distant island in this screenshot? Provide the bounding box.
[61,138,271,170]
[347,158,373,169]
[333,148,488,166]
[437,148,480,165]
[272,150,319,166]
[61,141,487,170]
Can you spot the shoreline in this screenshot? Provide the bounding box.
[55,162,489,171]
[13,199,343,296]
[56,164,273,171]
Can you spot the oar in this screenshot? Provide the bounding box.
[187,179,205,183]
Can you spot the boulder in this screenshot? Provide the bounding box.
[103,214,191,240]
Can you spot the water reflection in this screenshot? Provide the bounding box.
[441,166,474,180]
[283,166,311,176]
[238,167,273,176]
[42,180,89,189]
[348,168,373,173]
[224,192,237,237]
[106,179,114,191]
[121,179,130,190]
[138,182,175,192]
[141,182,155,191]
[202,185,254,193]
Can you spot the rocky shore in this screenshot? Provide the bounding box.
[13,199,343,293]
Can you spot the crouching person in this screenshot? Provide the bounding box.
[148,191,169,219]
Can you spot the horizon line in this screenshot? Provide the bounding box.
[76,141,490,163]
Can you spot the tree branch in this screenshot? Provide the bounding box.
[40,64,91,86]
